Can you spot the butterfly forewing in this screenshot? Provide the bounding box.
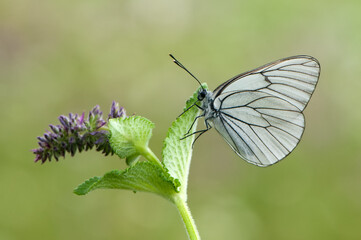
[210,56,320,166]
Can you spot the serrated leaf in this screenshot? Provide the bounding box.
[73,176,101,195]
[162,84,207,200]
[73,161,178,201]
[108,116,154,159]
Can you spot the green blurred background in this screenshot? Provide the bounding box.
[1,0,360,239]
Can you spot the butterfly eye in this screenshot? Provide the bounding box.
[198,89,207,101]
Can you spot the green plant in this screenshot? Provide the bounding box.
[33,84,208,240]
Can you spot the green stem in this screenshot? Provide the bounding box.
[138,147,200,239]
[173,195,201,240]
[138,146,163,169]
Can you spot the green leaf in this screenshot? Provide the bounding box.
[73,161,177,201]
[162,84,207,200]
[73,176,101,195]
[108,116,154,160]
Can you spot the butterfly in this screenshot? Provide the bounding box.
[170,54,320,167]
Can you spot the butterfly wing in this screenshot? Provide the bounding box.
[211,56,320,166]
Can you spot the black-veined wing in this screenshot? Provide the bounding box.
[211,56,320,166]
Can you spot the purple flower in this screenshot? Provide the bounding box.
[32,101,126,163]
[108,101,126,119]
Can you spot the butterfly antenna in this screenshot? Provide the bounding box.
[169,54,204,90]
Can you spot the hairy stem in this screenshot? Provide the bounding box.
[173,195,201,240]
[138,146,163,168]
[138,146,200,239]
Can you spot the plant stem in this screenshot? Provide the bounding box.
[173,195,201,240]
[138,146,200,239]
[138,146,163,168]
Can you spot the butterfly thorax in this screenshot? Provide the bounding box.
[199,91,218,122]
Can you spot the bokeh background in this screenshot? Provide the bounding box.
[1,0,361,239]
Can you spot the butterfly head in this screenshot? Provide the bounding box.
[197,88,208,101]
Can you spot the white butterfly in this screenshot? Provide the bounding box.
[171,55,320,167]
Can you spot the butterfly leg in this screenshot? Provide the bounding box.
[191,120,212,147]
[181,118,212,144]
[178,102,204,118]
[185,113,205,135]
